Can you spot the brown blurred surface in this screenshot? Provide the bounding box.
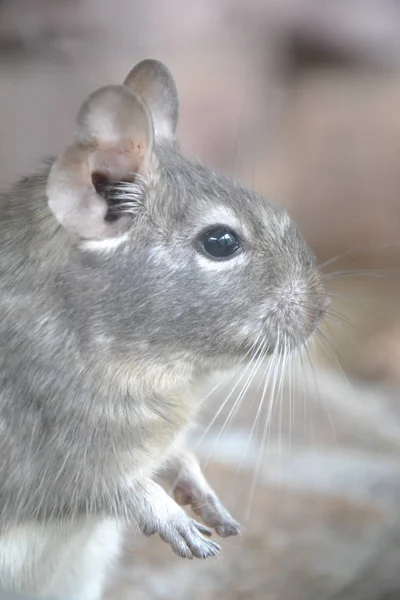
[105,366,400,600]
[2,1,400,598]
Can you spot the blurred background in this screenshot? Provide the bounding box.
[1,0,400,598]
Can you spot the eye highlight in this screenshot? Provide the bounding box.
[197,227,241,260]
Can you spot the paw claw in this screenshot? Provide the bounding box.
[191,494,240,539]
[152,510,220,560]
[169,537,194,560]
[194,521,213,537]
[215,520,240,538]
[186,533,221,559]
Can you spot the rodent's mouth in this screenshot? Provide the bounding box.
[255,278,329,356]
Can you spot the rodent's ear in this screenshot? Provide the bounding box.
[47,84,153,240]
[124,59,179,144]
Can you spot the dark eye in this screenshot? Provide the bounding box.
[200,227,241,259]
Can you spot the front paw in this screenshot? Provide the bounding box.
[174,483,240,539]
[141,508,221,560]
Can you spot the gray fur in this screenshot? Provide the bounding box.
[0,59,327,595]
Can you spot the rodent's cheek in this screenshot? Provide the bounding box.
[234,300,276,339]
[193,252,247,272]
[231,292,319,354]
[148,245,188,273]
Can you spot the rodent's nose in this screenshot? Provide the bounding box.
[267,275,328,351]
[318,293,331,320]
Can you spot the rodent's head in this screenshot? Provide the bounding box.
[47,59,327,372]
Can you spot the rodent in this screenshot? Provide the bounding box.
[0,58,327,599]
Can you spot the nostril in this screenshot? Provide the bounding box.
[316,306,327,323]
[318,293,331,320]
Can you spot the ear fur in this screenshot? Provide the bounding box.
[47,84,153,240]
[124,59,179,144]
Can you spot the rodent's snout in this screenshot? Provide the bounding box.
[264,273,328,352]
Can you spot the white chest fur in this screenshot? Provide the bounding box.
[0,518,122,600]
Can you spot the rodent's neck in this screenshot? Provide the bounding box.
[1,162,70,270]
[95,350,199,399]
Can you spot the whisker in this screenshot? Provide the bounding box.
[197,335,266,410]
[319,243,365,269]
[323,307,374,339]
[202,336,269,471]
[313,327,376,434]
[292,297,375,342]
[320,241,400,271]
[194,332,264,455]
[197,375,235,409]
[297,342,310,439]
[306,335,338,443]
[277,335,289,462]
[245,331,283,522]
[231,346,278,497]
[323,268,399,281]
[316,328,355,397]
[287,341,296,454]
[327,290,369,301]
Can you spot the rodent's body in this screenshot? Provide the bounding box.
[0,59,327,598]
[0,172,197,597]
[0,169,195,521]
[0,519,122,599]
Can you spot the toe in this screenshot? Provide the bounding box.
[159,530,194,559]
[215,520,240,538]
[193,521,213,537]
[188,536,221,559]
